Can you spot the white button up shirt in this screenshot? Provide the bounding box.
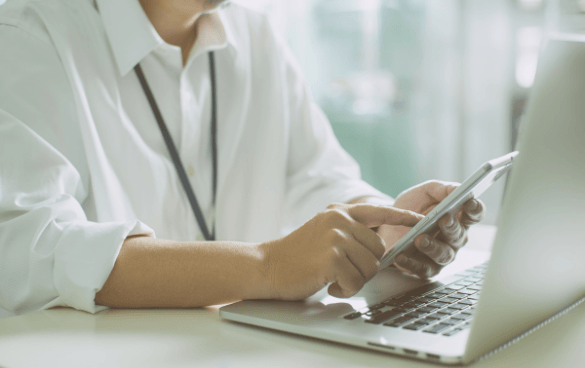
[0,0,388,315]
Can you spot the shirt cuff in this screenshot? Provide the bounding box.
[42,220,154,314]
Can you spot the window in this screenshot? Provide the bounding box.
[235,0,564,224]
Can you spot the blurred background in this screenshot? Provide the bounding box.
[234,0,584,225]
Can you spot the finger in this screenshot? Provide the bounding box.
[418,180,459,203]
[321,208,386,259]
[460,199,486,227]
[414,234,456,266]
[347,204,424,228]
[327,254,366,298]
[348,221,386,260]
[342,238,381,281]
[438,214,467,249]
[394,254,441,279]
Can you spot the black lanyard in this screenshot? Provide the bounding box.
[134,52,218,241]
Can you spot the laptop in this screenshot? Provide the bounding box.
[219,38,585,365]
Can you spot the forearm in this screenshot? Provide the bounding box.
[95,235,273,308]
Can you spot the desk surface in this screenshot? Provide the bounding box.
[1,225,584,368]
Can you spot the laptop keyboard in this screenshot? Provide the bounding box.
[343,262,488,337]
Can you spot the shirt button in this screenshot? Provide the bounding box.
[187,164,195,177]
[196,233,205,241]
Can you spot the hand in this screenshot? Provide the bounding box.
[262,204,424,300]
[377,180,486,279]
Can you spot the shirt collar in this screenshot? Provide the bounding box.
[95,0,238,77]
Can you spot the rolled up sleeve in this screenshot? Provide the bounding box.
[0,24,153,315]
[0,110,154,314]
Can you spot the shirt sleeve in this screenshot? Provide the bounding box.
[0,24,153,315]
[269,23,394,234]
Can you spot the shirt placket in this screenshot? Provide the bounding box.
[179,74,209,241]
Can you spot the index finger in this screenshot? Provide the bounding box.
[346,204,424,228]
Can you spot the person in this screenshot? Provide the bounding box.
[0,0,485,314]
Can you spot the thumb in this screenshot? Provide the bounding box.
[346,204,424,228]
[328,282,353,298]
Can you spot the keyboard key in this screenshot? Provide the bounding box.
[365,309,383,316]
[428,302,448,308]
[458,299,475,305]
[406,300,426,307]
[369,303,385,310]
[364,308,406,324]
[423,323,451,334]
[382,300,399,307]
[403,323,427,331]
[467,285,482,291]
[438,297,459,304]
[443,328,464,337]
[468,294,481,300]
[418,317,438,325]
[460,310,474,316]
[387,295,414,305]
[449,303,470,310]
[449,293,468,299]
[466,277,483,282]
[451,313,471,321]
[443,318,463,325]
[384,315,417,327]
[418,306,439,313]
[434,289,453,295]
[417,297,436,303]
[406,311,428,318]
[413,299,430,305]
[458,289,477,295]
[425,293,444,299]
[436,308,459,315]
[344,312,362,320]
[426,313,446,320]
[446,284,465,290]
[401,303,420,310]
[455,281,474,286]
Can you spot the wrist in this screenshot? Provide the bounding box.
[247,241,278,300]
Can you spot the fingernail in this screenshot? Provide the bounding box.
[420,236,430,249]
[445,216,455,227]
[469,200,479,211]
[397,255,408,265]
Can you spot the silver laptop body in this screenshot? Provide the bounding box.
[219,38,585,365]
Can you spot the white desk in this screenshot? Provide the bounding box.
[1,225,584,368]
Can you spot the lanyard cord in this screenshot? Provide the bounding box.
[134,52,218,241]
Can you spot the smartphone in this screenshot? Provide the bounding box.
[379,151,519,270]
